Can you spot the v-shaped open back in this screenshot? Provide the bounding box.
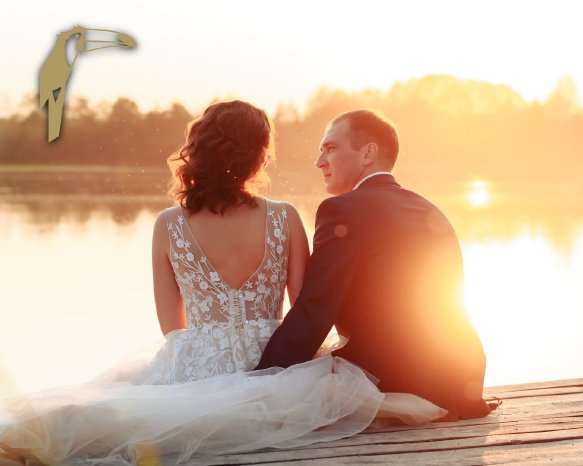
[178,203,269,292]
[164,200,289,330]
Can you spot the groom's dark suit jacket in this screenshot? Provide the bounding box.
[256,174,491,420]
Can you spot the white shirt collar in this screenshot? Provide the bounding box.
[352,171,392,191]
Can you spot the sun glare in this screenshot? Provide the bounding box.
[462,233,583,385]
[467,180,491,207]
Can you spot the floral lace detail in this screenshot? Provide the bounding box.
[146,200,289,383]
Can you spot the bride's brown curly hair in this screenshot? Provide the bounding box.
[168,100,273,214]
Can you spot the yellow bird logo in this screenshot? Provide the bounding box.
[39,25,137,142]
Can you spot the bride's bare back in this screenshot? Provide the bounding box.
[152,197,309,335]
[181,200,268,290]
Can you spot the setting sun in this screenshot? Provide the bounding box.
[467,180,491,207]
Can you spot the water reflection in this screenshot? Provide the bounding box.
[463,233,583,386]
[1,170,582,396]
[3,169,583,248]
[0,208,162,398]
[0,167,170,227]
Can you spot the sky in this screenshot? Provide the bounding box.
[0,0,582,117]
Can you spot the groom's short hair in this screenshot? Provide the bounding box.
[331,110,399,169]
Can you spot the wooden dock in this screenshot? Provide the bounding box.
[207,378,583,465]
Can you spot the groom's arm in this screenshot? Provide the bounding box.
[255,197,360,369]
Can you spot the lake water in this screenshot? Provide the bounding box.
[1,169,582,397]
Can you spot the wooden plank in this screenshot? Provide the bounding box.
[488,386,583,399]
[378,412,580,435]
[328,419,583,447]
[205,426,583,464]
[254,438,583,465]
[198,378,583,466]
[307,413,583,447]
[485,378,583,393]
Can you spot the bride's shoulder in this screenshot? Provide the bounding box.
[261,198,302,224]
[262,198,307,248]
[152,206,182,241]
[153,206,175,226]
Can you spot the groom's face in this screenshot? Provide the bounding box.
[316,119,364,195]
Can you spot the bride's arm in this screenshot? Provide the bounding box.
[152,211,187,335]
[285,203,310,306]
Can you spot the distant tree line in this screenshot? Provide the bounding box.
[0,96,191,168]
[1,75,582,193]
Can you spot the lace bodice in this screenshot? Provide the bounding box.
[140,200,289,382]
[165,200,288,330]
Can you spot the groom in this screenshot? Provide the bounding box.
[256,110,492,420]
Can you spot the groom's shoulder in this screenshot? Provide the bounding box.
[315,191,362,222]
[319,185,380,208]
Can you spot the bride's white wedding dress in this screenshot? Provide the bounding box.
[0,201,446,466]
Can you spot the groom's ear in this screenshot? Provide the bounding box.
[362,142,379,166]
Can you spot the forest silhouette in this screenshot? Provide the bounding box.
[1,74,582,244]
[2,74,582,187]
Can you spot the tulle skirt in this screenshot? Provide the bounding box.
[0,356,446,465]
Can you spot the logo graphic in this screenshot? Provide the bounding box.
[39,25,137,142]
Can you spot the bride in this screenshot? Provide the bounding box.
[0,100,446,466]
